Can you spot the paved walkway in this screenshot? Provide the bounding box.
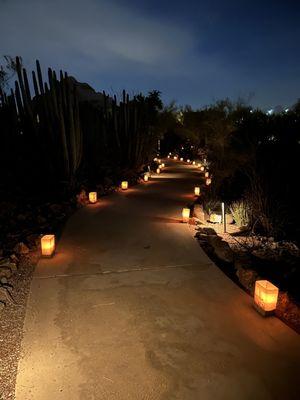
[15,160,300,400]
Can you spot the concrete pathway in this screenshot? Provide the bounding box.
[15,160,300,400]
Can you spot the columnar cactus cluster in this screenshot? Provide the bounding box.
[0,59,159,194]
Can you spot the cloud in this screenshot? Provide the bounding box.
[1,0,298,109]
[0,0,195,71]
[0,0,256,107]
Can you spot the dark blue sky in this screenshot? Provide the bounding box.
[1,0,299,109]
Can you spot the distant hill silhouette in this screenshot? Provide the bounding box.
[68,76,112,108]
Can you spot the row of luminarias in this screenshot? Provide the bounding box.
[168,154,212,186]
[40,161,170,258]
[173,153,279,316]
[40,155,279,317]
[40,168,158,258]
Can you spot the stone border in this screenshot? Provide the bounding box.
[193,205,300,334]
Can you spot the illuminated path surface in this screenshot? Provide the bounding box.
[16,160,300,400]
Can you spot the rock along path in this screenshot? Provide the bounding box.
[15,160,300,400]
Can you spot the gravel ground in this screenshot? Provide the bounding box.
[0,252,37,400]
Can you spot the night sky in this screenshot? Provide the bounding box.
[1,0,299,109]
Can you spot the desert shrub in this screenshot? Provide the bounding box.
[244,169,297,240]
[202,198,221,214]
[230,200,250,228]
